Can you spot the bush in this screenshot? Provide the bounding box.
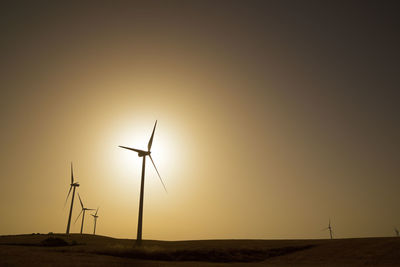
[40,237,69,247]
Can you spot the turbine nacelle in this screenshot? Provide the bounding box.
[139,151,150,157]
[70,182,80,187]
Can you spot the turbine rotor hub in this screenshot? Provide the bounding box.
[138,151,151,157]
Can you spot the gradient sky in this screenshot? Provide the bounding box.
[1,1,399,240]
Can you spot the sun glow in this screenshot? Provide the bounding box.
[105,118,184,190]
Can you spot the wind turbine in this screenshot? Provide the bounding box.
[322,219,333,239]
[395,227,399,237]
[119,120,167,245]
[75,194,95,234]
[91,208,99,235]
[65,162,80,234]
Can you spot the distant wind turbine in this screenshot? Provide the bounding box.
[322,219,333,239]
[119,120,167,245]
[75,194,95,234]
[91,208,99,235]
[395,227,399,237]
[65,163,80,234]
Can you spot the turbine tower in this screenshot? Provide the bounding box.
[91,208,99,235]
[75,194,95,234]
[65,163,80,234]
[119,120,167,245]
[322,219,333,239]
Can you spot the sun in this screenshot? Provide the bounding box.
[108,120,182,183]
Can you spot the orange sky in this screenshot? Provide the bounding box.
[1,1,399,240]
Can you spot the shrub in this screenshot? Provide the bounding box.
[40,237,69,247]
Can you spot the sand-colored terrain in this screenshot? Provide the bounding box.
[1,234,399,266]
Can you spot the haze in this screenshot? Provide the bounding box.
[1,1,399,240]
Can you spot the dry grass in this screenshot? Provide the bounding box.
[1,234,400,266]
[97,244,315,262]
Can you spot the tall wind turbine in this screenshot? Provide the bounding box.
[119,120,167,245]
[65,163,80,234]
[75,194,95,234]
[91,208,99,235]
[322,219,333,239]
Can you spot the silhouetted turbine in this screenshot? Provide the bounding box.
[322,219,333,239]
[91,208,99,235]
[119,120,167,245]
[65,163,80,234]
[75,194,95,234]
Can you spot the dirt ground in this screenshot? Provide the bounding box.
[1,234,399,266]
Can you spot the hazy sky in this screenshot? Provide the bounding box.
[1,1,399,240]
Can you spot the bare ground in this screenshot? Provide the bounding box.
[1,234,399,266]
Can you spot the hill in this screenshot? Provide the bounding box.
[1,234,399,266]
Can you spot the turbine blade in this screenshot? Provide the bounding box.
[78,193,84,209]
[149,155,167,193]
[74,209,83,224]
[148,120,157,151]
[119,146,146,154]
[95,207,99,216]
[64,186,73,208]
[71,162,74,184]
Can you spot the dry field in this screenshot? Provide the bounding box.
[1,234,399,266]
